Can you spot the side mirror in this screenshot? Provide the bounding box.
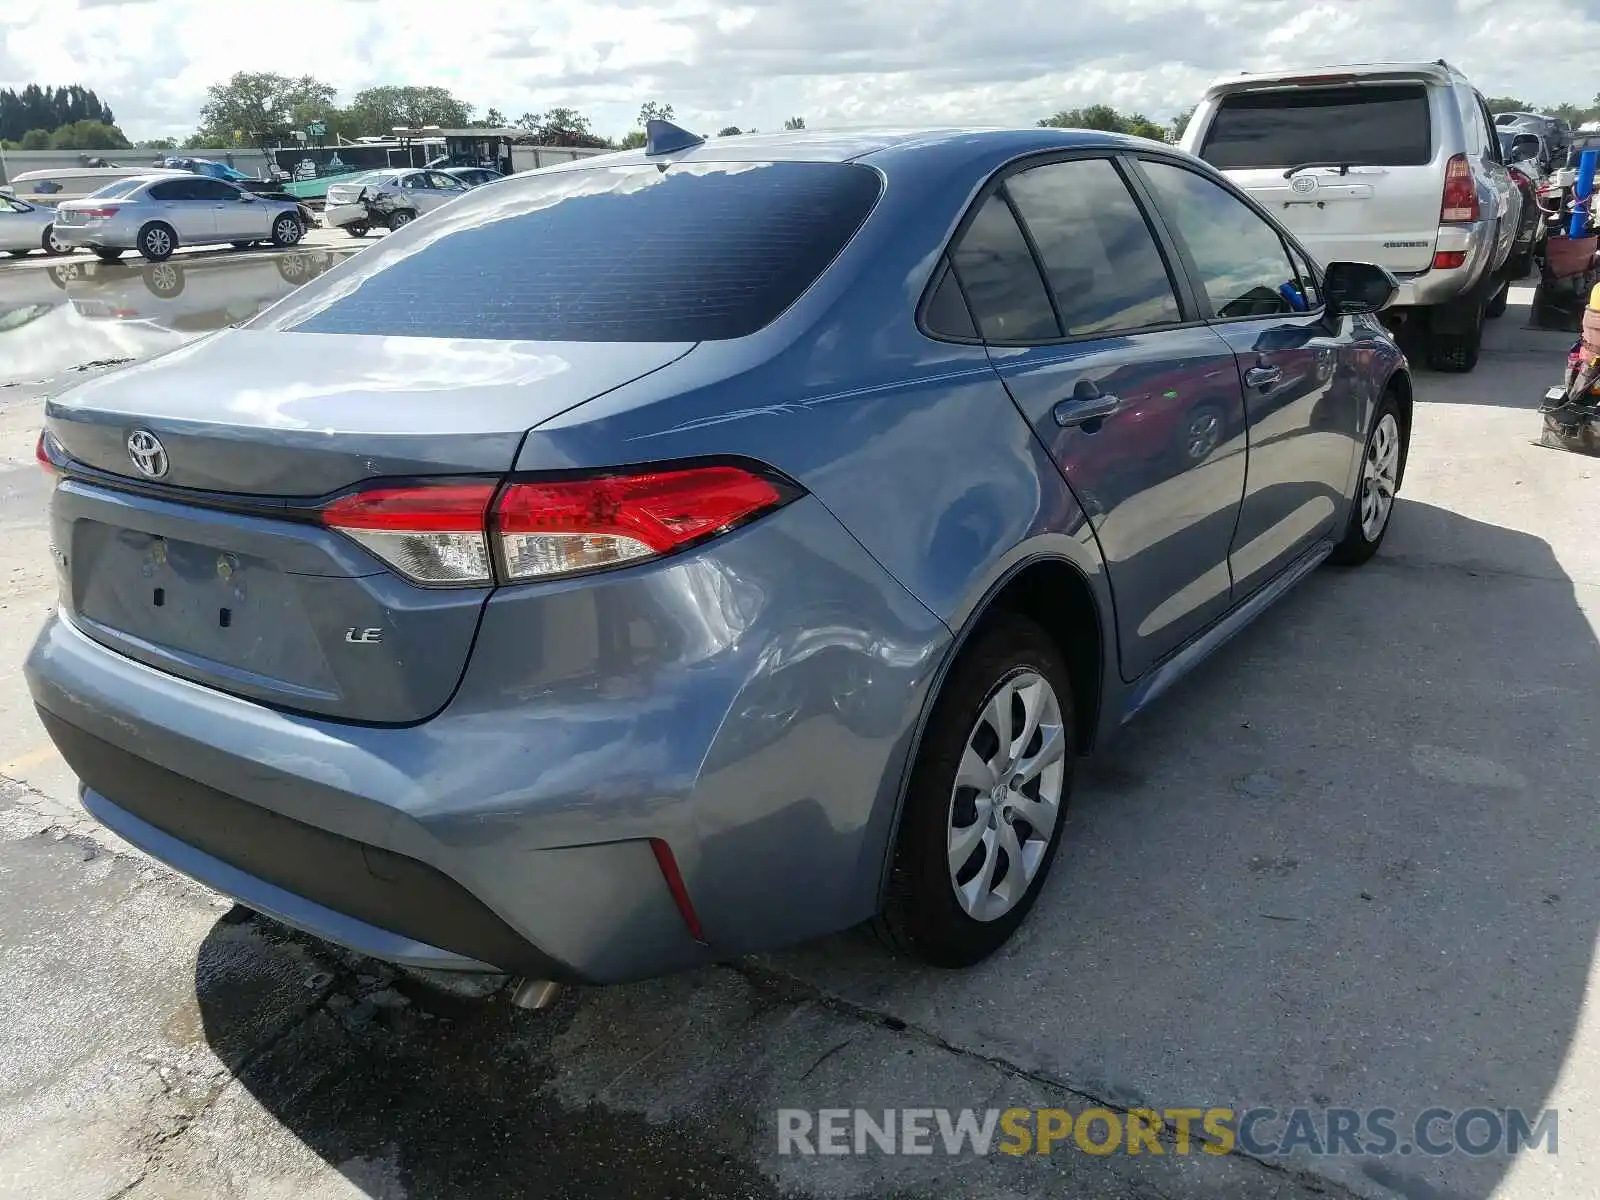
[1323,261,1398,318]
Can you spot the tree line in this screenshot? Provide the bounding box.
[12,73,1600,160]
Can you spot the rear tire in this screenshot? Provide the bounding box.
[1424,305,1483,372]
[875,614,1075,968]
[137,222,175,262]
[42,224,70,255]
[1485,278,1510,319]
[1330,389,1406,566]
[386,209,415,231]
[344,221,370,238]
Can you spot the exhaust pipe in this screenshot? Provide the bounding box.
[508,978,562,1010]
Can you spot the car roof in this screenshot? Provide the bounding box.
[528,126,1155,174]
[1200,61,1464,97]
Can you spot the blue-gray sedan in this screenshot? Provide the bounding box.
[27,126,1411,988]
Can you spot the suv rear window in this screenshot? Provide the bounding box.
[265,161,883,342]
[1199,84,1432,170]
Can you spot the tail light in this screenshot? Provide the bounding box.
[35,429,59,476]
[1440,155,1479,223]
[320,464,794,588]
[77,206,120,219]
[1432,250,1467,269]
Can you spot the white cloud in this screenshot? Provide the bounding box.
[2,0,1598,141]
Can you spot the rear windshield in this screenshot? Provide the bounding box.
[260,160,883,342]
[1200,84,1432,170]
[86,178,148,199]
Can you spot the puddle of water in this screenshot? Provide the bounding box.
[0,248,356,387]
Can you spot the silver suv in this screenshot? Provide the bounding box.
[1182,60,1520,372]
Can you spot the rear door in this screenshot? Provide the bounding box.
[1136,158,1364,597]
[1193,81,1441,274]
[193,178,260,240]
[147,178,216,242]
[955,153,1249,679]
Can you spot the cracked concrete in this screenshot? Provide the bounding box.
[0,265,1596,1200]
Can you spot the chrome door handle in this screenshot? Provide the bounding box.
[1053,392,1122,428]
[1245,365,1282,389]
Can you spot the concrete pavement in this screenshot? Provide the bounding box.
[0,272,1595,1200]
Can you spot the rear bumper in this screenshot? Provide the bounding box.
[322,202,369,228]
[27,496,949,983]
[1392,219,1498,308]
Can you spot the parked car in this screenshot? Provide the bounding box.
[1495,111,1569,158]
[0,194,74,257]
[1182,60,1522,372]
[439,166,505,188]
[1504,152,1548,278]
[28,127,1411,989]
[322,168,469,236]
[52,174,306,262]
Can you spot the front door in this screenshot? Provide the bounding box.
[950,155,1249,680]
[1135,158,1364,598]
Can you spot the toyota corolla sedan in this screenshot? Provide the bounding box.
[28,127,1410,990]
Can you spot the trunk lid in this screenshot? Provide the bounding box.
[1190,79,1445,275]
[45,329,693,723]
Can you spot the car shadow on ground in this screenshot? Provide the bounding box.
[189,497,1598,1199]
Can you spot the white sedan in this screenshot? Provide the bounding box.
[0,194,74,257]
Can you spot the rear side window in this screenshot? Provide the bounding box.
[948,194,1058,342]
[189,178,241,201]
[1004,158,1181,335]
[268,161,883,342]
[147,179,195,201]
[1199,84,1432,170]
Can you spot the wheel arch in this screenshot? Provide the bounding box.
[1384,365,1414,488]
[873,551,1111,904]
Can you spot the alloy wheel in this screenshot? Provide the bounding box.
[1360,412,1400,540]
[144,228,172,258]
[946,670,1066,922]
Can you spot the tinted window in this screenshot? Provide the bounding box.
[923,260,977,339]
[266,161,884,342]
[1200,84,1432,170]
[949,194,1058,342]
[1005,158,1181,335]
[147,179,195,201]
[189,178,241,201]
[1140,162,1301,319]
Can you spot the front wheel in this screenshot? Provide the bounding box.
[1330,391,1406,566]
[42,225,70,255]
[875,615,1074,967]
[269,214,303,247]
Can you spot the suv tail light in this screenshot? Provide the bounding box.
[1440,154,1479,223]
[321,464,795,588]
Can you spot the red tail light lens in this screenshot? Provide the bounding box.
[35,429,58,475]
[322,482,496,585]
[77,206,120,219]
[1440,155,1479,223]
[495,465,786,581]
[320,464,793,587]
[1432,250,1467,269]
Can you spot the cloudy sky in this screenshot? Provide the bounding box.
[3,0,1600,142]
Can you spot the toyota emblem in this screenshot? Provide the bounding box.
[1290,174,1318,195]
[126,429,169,479]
